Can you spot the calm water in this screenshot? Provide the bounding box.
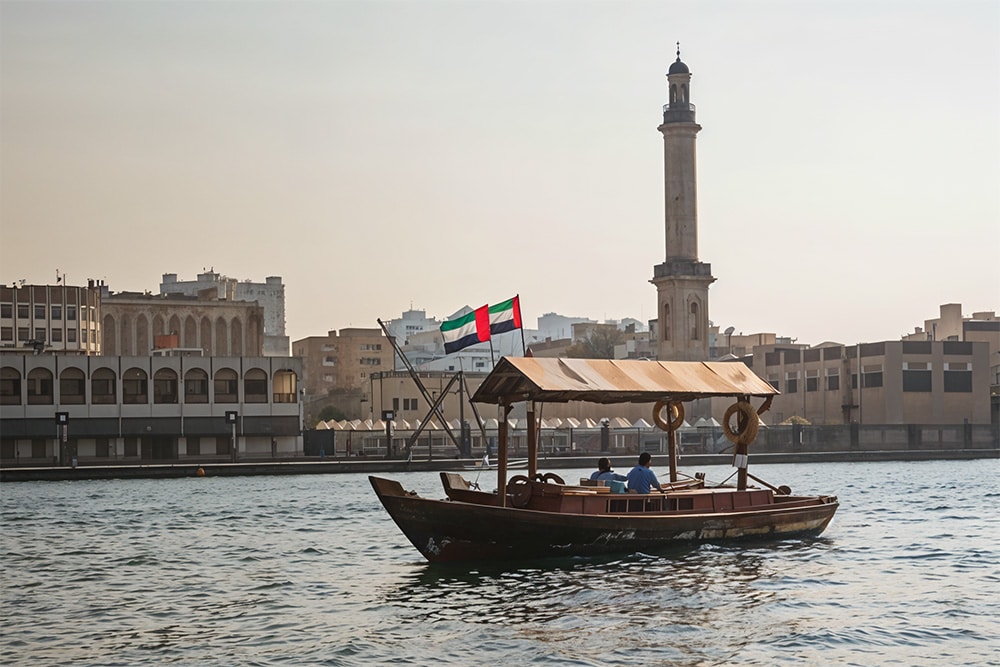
[2,460,998,666]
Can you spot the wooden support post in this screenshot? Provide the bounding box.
[527,403,537,480]
[667,426,678,482]
[497,402,509,508]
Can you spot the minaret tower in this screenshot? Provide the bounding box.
[651,45,715,361]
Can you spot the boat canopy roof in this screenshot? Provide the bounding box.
[471,357,778,406]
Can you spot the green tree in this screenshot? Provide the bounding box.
[316,404,346,424]
[564,325,625,359]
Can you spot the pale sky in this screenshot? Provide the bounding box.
[2,0,997,347]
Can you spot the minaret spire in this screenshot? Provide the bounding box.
[650,47,715,361]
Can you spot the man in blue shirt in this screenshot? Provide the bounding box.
[590,457,628,483]
[626,452,662,493]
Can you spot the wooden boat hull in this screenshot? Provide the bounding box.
[370,476,839,563]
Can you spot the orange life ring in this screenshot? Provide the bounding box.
[722,401,759,446]
[653,400,685,431]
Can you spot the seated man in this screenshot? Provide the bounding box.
[590,457,628,483]
[626,452,662,493]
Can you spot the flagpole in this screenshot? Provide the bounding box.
[518,294,526,356]
[489,338,496,367]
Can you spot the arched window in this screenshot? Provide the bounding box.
[119,315,132,356]
[231,318,243,356]
[136,315,149,355]
[59,367,86,405]
[122,367,148,404]
[153,368,178,404]
[1,367,21,405]
[92,368,116,404]
[273,370,298,403]
[214,368,238,403]
[27,368,54,405]
[184,369,209,404]
[690,302,700,341]
[200,317,212,356]
[670,84,677,105]
[184,316,197,349]
[169,315,181,337]
[244,368,268,403]
[103,314,117,355]
[152,314,165,337]
[215,318,228,356]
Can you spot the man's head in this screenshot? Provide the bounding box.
[597,457,611,472]
[638,452,652,467]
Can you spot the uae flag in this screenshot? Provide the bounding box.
[441,305,491,354]
[489,296,522,335]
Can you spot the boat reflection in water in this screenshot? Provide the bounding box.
[371,358,839,563]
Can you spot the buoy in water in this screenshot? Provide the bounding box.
[196,467,206,477]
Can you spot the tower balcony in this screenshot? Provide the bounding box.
[661,103,696,124]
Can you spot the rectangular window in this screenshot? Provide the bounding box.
[17,304,29,319]
[767,377,780,392]
[213,378,238,403]
[34,305,45,319]
[51,305,62,320]
[92,378,116,404]
[806,369,819,392]
[863,364,883,388]
[66,328,77,343]
[902,363,932,391]
[50,328,62,343]
[0,326,11,341]
[59,377,86,404]
[67,305,77,321]
[34,327,46,342]
[184,378,208,404]
[785,371,798,394]
[0,303,11,318]
[81,329,88,343]
[123,378,148,404]
[825,369,839,391]
[95,438,110,458]
[153,378,178,404]
[943,369,972,392]
[187,436,201,456]
[124,437,138,457]
[392,397,400,411]
[17,327,29,341]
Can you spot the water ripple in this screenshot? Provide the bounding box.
[2,460,998,666]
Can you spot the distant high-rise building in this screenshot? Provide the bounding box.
[651,47,715,361]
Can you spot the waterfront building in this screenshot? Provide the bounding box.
[101,291,265,357]
[742,339,991,425]
[160,271,289,356]
[0,355,302,465]
[651,48,715,361]
[0,282,102,355]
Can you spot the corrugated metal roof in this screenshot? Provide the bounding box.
[471,357,778,405]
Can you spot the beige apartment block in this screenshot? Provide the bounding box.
[293,328,393,415]
[745,340,990,425]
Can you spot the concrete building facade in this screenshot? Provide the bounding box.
[160,271,289,356]
[101,292,265,357]
[0,355,302,465]
[743,339,990,425]
[0,283,102,355]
